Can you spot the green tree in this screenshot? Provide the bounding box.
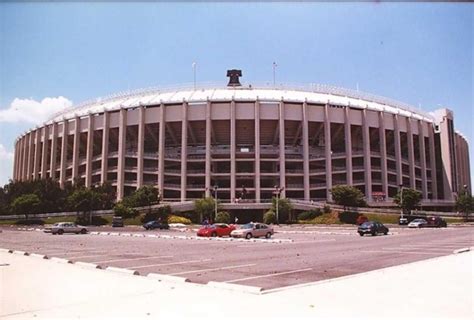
[331,185,367,209]
[67,187,101,224]
[194,197,216,223]
[263,210,276,224]
[215,211,230,224]
[271,197,293,223]
[455,191,473,222]
[113,202,138,219]
[11,193,41,220]
[393,188,422,215]
[94,182,116,210]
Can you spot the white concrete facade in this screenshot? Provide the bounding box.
[12,87,470,203]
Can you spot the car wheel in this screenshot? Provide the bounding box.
[245,233,252,239]
[384,231,388,235]
[358,232,364,237]
[211,232,217,237]
[265,232,272,239]
[371,231,376,236]
[57,229,64,235]
[81,229,87,234]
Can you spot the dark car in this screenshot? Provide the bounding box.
[358,221,389,237]
[426,216,447,228]
[112,216,124,227]
[143,220,169,230]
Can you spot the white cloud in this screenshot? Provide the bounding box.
[0,144,13,186]
[0,96,73,124]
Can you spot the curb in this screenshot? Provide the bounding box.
[207,281,263,295]
[453,247,471,254]
[147,273,190,283]
[50,257,73,264]
[0,248,10,253]
[106,266,140,276]
[75,261,102,269]
[13,250,29,256]
[29,253,48,259]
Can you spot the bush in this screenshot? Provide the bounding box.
[323,205,331,214]
[215,211,230,224]
[76,215,109,226]
[113,203,138,219]
[338,211,359,224]
[141,205,172,223]
[297,208,322,221]
[168,215,192,225]
[263,210,276,224]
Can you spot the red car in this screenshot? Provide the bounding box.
[197,224,236,237]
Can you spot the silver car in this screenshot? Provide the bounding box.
[44,222,88,235]
[408,219,428,228]
[230,223,274,239]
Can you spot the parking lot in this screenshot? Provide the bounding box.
[1,225,472,290]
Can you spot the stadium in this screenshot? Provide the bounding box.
[12,71,471,209]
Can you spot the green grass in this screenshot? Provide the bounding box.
[364,213,399,224]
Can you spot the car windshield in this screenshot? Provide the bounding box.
[412,219,425,223]
[241,223,254,229]
[361,222,373,227]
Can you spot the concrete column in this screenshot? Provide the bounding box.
[27,132,34,180]
[100,112,109,185]
[85,115,93,187]
[117,108,126,200]
[379,112,389,199]
[13,141,17,181]
[72,117,80,183]
[33,129,41,180]
[205,100,211,197]
[137,106,145,188]
[21,136,27,181]
[394,114,403,186]
[50,122,58,180]
[302,101,310,201]
[40,125,49,179]
[362,109,372,201]
[158,103,165,194]
[418,121,428,199]
[407,117,416,189]
[344,107,353,185]
[59,121,68,188]
[254,99,261,202]
[324,104,332,202]
[428,125,438,199]
[180,101,188,201]
[230,99,236,201]
[279,101,286,198]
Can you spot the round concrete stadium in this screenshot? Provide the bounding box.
[12,79,470,206]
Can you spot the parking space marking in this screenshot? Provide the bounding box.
[130,258,212,269]
[381,247,451,253]
[225,268,312,283]
[93,255,173,264]
[292,239,337,244]
[67,253,113,260]
[360,250,446,255]
[169,263,257,276]
[400,244,471,249]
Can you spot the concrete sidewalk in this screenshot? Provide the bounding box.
[0,250,472,319]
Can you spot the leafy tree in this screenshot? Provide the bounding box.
[393,188,422,215]
[94,182,116,210]
[455,191,473,222]
[194,197,217,222]
[11,193,41,220]
[113,202,138,219]
[331,185,367,209]
[67,187,101,224]
[215,211,230,224]
[141,205,172,223]
[263,210,276,224]
[271,197,293,223]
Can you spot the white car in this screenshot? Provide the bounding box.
[408,219,428,228]
[44,222,88,235]
[230,223,274,239]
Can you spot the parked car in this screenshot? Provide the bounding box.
[197,223,236,237]
[399,217,409,225]
[112,216,124,227]
[143,220,169,230]
[357,221,389,236]
[426,216,447,228]
[44,222,88,235]
[230,223,274,239]
[408,218,428,228]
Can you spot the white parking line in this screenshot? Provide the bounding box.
[361,250,447,255]
[130,258,212,269]
[225,268,312,283]
[169,263,257,276]
[400,244,471,249]
[93,255,173,264]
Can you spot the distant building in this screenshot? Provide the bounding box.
[13,80,470,205]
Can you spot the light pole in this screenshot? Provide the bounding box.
[272,62,277,87]
[213,185,218,221]
[274,185,283,224]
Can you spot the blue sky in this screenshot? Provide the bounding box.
[0,2,472,186]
